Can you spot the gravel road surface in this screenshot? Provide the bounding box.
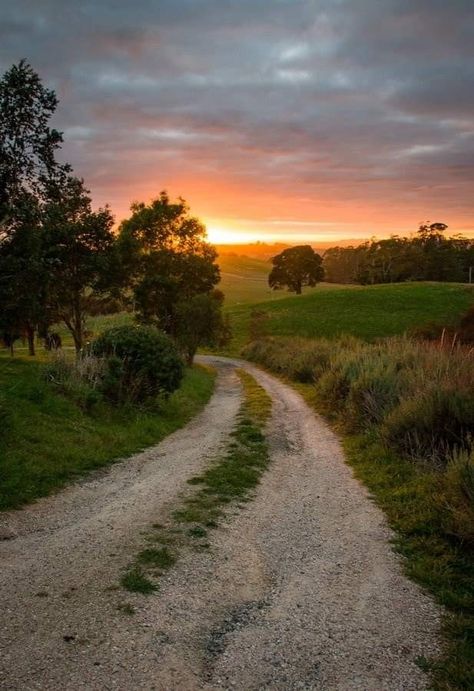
[0,357,440,690]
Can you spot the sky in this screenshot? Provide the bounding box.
[0,0,473,244]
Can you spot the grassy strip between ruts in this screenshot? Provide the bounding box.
[0,360,216,510]
[120,368,272,595]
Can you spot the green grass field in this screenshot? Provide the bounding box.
[218,253,345,305]
[223,281,474,354]
[0,360,215,509]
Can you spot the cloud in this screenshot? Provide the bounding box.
[0,0,472,237]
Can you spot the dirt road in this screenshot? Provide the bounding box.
[0,357,440,690]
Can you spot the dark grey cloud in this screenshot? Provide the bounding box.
[0,0,472,236]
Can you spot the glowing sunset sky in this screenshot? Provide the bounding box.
[1,1,473,242]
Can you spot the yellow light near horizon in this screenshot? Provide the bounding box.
[206,225,262,245]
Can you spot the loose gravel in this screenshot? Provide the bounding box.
[0,357,441,690]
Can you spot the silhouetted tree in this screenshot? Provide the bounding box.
[269,245,324,294]
[119,191,220,335]
[175,290,231,364]
[322,223,474,285]
[0,60,70,354]
[0,60,69,234]
[42,176,116,355]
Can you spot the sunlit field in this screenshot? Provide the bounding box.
[222,281,474,354]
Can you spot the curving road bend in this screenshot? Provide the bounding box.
[0,356,440,690]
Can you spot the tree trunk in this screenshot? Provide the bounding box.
[26,325,35,356]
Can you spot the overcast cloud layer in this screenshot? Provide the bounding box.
[1,0,473,240]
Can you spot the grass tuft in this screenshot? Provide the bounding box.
[137,547,176,570]
[120,567,157,594]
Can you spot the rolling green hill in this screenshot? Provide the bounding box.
[224,282,474,353]
[218,253,345,305]
[7,254,471,356]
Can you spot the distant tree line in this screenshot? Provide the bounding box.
[323,223,474,285]
[0,61,227,360]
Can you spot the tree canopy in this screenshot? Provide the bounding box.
[119,191,221,337]
[269,245,324,294]
[322,223,474,285]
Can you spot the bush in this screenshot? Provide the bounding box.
[43,353,104,412]
[438,449,474,545]
[346,367,401,429]
[91,325,184,404]
[382,387,474,467]
[243,337,331,383]
[244,335,474,464]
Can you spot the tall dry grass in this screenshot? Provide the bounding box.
[243,335,474,544]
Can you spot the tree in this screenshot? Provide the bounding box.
[0,61,70,354]
[175,290,230,364]
[119,191,220,335]
[42,176,116,356]
[0,60,68,234]
[269,245,324,294]
[0,212,47,355]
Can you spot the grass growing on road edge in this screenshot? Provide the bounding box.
[244,338,474,690]
[0,360,215,510]
[339,435,474,690]
[121,369,272,595]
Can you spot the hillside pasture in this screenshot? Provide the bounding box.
[224,282,474,353]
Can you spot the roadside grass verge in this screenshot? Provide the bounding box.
[0,360,215,510]
[120,369,272,594]
[243,336,474,690]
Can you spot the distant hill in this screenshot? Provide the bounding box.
[216,239,368,260]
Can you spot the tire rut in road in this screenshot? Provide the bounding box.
[0,357,441,690]
[0,362,242,690]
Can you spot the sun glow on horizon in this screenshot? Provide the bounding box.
[206,225,264,245]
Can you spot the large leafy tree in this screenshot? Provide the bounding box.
[269,245,324,294]
[119,191,221,336]
[43,176,116,355]
[175,290,231,364]
[0,61,69,354]
[0,60,68,233]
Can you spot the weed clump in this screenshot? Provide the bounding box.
[120,567,157,594]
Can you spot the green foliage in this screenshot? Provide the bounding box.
[91,325,184,404]
[382,388,474,467]
[412,303,474,346]
[225,282,473,354]
[119,191,220,336]
[245,336,474,470]
[175,290,231,364]
[269,245,324,294]
[439,449,474,546]
[0,358,215,509]
[43,352,104,412]
[243,335,474,688]
[42,175,117,354]
[0,60,67,225]
[0,61,121,356]
[323,223,474,285]
[137,547,176,569]
[120,567,157,594]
